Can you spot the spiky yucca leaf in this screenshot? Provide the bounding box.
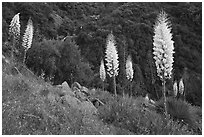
[155,97,200,130]
[22,18,34,50]
[105,33,119,77]
[126,55,134,81]
[153,11,174,80]
[9,13,20,41]
[100,59,106,82]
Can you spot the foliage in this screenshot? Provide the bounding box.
[2,1,202,108]
[155,97,201,133]
[2,58,202,135]
[97,94,198,135]
[25,38,94,86]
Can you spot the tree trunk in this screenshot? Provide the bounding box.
[113,75,117,96]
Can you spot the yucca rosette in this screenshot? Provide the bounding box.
[22,18,34,50]
[105,33,119,77]
[9,13,20,41]
[126,55,134,81]
[153,11,174,80]
[100,59,106,82]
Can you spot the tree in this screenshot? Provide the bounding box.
[153,10,175,118]
[105,33,119,96]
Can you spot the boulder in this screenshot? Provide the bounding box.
[75,90,87,101]
[81,86,90,96]
[71,82,82,92]
[60,81,75,97]
[80,101,98,116]
[62,94,81,109]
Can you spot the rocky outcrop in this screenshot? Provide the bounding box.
[55,81,75,97]
[54,81,105,117]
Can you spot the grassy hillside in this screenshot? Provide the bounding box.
[2,56,202,135]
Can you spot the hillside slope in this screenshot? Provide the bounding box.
[2,56,201,135]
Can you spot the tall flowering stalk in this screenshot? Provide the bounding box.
[22,18,34,64]
[126,55,134,96]
[173,81,178,97]
[179,78,185,100]
[100,59,106,91]
[105,33,119,96]
[9,13,21,61]
[153,10,174,117]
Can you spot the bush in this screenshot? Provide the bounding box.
[155,97,201,133]
[98,94,198,135]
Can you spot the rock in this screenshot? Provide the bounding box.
[62,94,81,109]
[89,88,97,95]
[80,101,98,116]
[81,86,90,96]
[75,90,87,101]
[62,81,70,90]
[71,82,81,91]
[60,81,75,96]
[90,98,104,108]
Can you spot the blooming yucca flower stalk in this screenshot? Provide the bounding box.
[105,33,119,96]
[22,18,34,64]
[179,78,185,100]
[153,10,174,117]
[9,13,21,61]
[100,59,106,91]
[126,55,134,81]
[126,55,134,96]
[173,81,178,97]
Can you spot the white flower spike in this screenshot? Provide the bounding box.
[105,33,119,77]
[173,81,178,97]
[22,17,34,50]
[126,55,134,81]
[100,59,106,82]
[153,10,174,80]
[179,78,184,95]
[9,13,20,41]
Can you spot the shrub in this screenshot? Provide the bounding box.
[98,95,198,135]
[155,97,201,133]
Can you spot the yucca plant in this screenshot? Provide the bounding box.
[153,10,175,118]
[105,33,119,96]
[126,55,134,96]
[22,17,34,64]
[9,13,21,61]
[100,59,106,91]
[155,97,200,132]
[173,81,178,97]
[179,78,185,100]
